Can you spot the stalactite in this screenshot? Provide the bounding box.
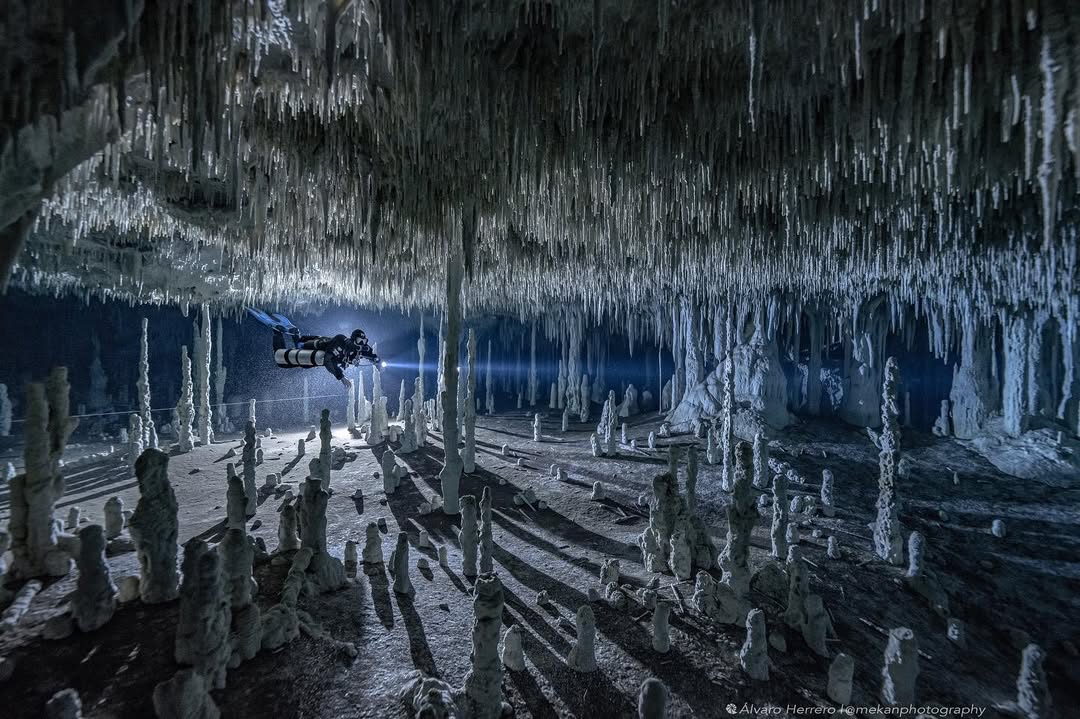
[463,329,478,474]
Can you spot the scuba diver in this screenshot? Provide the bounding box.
[247,308,380,385]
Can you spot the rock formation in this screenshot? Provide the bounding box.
[460,495,479,578]
[175,346,195,453]
[461,574,508,718]
[479,487,494,574]
[739,608,769,680]
[873,357,904,565]
[501,624,525,671]
[566,605,597,672]
[220,528,260,667]
[652,602,671,654]
[71,524,116,632]
[241,422,258,517]
[128,449,179,603]
[152,669,220,719]
[828,653,855,705]
[7,369,78,580]
[174,539,231,690]
[299,477,346,592]
[463,329,478,473]
[880,626,919,706]
[137,318,157,450]
[638,678,670,719]
[719,442,756,597]
[1016,643,1051,719]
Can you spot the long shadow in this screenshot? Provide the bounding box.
[368,567,395,629]
[491,544,589,611]
[192,518,228,544]
[279,455,303,477]
[394,591,437,676]
[503,585,636,717]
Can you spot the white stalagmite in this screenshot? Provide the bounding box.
[501,625,525,671]
[439,243,464,515]
[719,442,756,597]
[880,627,919,705]
[72,524,116,632]
[1015,643,1051,719]
[549,381,557,409]
[638,678,669,719]
[242,421,258,517]
[7,368,78,580]
[213,316,228,433]
[579,374,590,422]
[485,339,494,415]
[0,384,11,437]
[400,399,418,453]
[464,328,478,473]
[128,414,143,472]
[828,653,855,704]
[417,315,426,406]
[174,538,230,690]
[137,318,157,450]
[129,448,179,603]
[397,379,407,422]
[533,412,542,441]
[771,461,789,559]
[462,573,508,718]
[195,306,213,446]
[752,431,769,489]
[460,495,479,578]
[346,371,357,431]
[739,608,769,680]
[566,605,598,672]
[820,469,836,517]
[370,366,388,442]
[479,486,494,574]
[299,474,346,592]
[874,357,905,565]
[220,526,260,668]
[1004,314,1030,438]
[175,346,195,453]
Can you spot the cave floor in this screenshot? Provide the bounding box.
[1,411,1078,718]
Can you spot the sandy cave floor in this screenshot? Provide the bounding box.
[0,411,1079,718]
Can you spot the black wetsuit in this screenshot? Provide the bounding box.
[296,334,358,381]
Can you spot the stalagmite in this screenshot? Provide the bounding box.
[820,469,835,517]
[128,449,178,603]
[346,372,357,431]
[392,533,414,597]
[174,539,230,690]
[214,530,256,670]
[462,574,508,718]
[566,605,597,672]
[397,379,407,422]
[1015,643,1051,719]
[44,689,82,719]
[880,627,919,706]
[127,414,143,472]
[213,317,228,433]
[104,497,123,540]
[460,495,479,578]
[784,546,808,629]
[561,407,569,432]
[874,357,904,565]
[317,409,332,489]
[175,346,195,453]
[400,399,418,454]
[0,384,10,437]
[8,369,78,579]
[463,329,478,473]
[381,449,401,493]
[195,306,213,446]
[299,476,346,592]
[771,464,789,559]
[652,602,671,653]
[533,412,542,442]
[501,624,525,671]
[439,246,464,515]
[241,422,258,517]
[363,522,383,570]
[739,608,769,680]
[71,524,116,632]
[277,504,299,552]
[479,487,494,574]
[152,669,220,719]
[579,375,590,422]
[137,319,157,450]
[719,442,756,596]
[802,594,832,658]
[828,653,855,705]
[638,678,669,719]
